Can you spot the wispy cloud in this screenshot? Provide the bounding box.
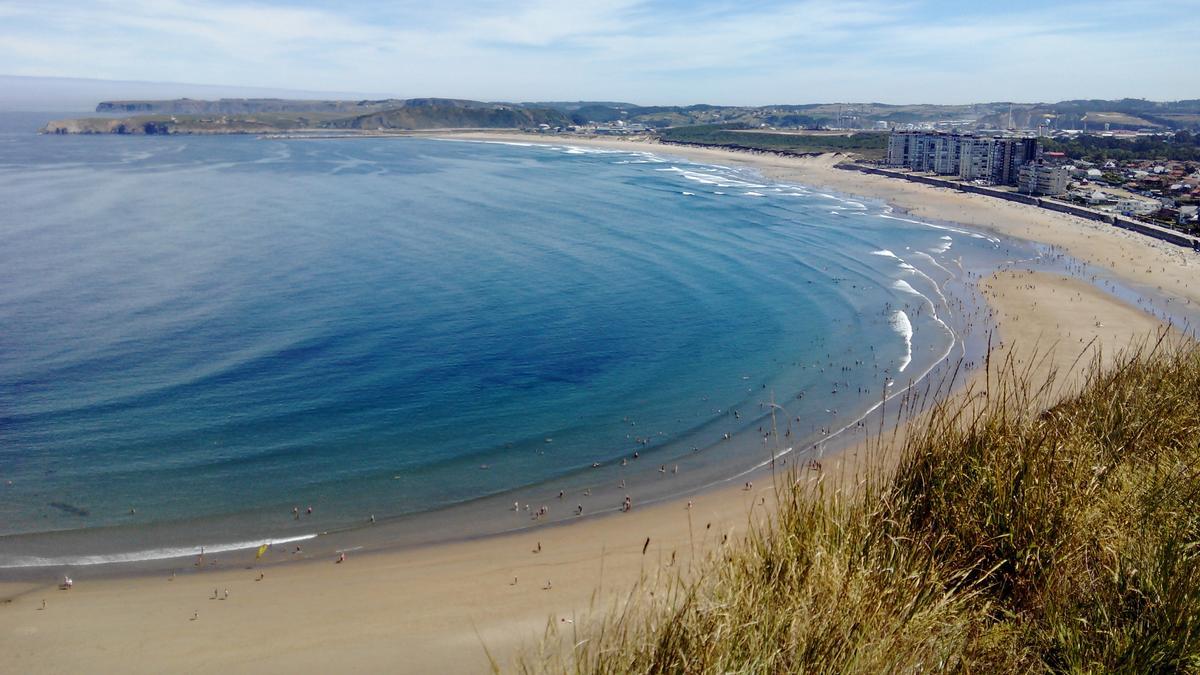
[0,0,1194,103]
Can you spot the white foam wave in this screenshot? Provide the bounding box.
[871,250,898,258]
[890,310,914,372]
[557,145,622,155]
[892,279,924,296]
[0,533,318,568]
[911,250,955,280]
[878,211,1000,244]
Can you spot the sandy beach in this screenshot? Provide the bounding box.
[0,134,1189,673]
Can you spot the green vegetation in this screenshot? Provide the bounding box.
[1044,132,1200,162]
[658,124,888,160]
[520,339,1200,672]
[324,105,570,131]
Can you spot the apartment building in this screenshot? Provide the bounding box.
[958,137,995,180]
[1018,161,1069,196]
[887,131,1042,187]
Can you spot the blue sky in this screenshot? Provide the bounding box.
[0,0,1196,104]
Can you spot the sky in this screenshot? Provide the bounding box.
[1,0,1197,106]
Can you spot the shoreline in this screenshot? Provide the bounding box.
[2,133,1192,673]
[495,133,1200,305]
[0,132,993,577]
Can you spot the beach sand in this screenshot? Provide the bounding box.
[0,135,1187,673]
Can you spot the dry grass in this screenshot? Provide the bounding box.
[516,336,1200,673]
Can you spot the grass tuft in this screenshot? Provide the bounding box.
[518,336,1200,673]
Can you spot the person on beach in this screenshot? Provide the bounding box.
[337,552,346,563]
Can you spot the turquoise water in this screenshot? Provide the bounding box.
[0,130,1034,569]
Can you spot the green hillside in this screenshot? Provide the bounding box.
[324,105,571,131]
[658,124,889,160]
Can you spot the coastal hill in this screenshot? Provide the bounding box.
[45,98,574,134]
[41,97,1200,135]
[94,96,513,115]
[45,96,571,134]
[323,104,571,132]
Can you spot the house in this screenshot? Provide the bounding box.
[1116,197,1161,216]
[1078,189,1114,205]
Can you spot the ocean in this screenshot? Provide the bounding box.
[0,126,1043,570]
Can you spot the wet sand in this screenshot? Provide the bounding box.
[0,135,1187,673]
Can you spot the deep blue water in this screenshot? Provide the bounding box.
[0,129,1030,568]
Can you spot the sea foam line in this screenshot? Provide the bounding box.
[0,533,318,568]
[878,207,1000,244]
